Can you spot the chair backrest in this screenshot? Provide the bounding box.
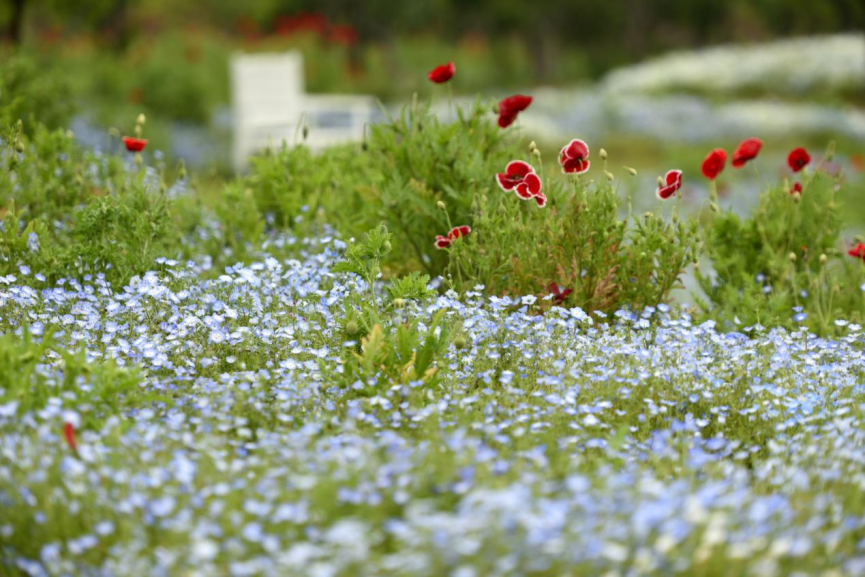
[230,51,378,172]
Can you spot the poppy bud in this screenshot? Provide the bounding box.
[639,252,647,260]
[346,321,359,336]
[788,252,797,262]
[828,202,835,211]
[605,171,614,182]
[382,241,392,253]
[302,125,309,140]
[600,148,608,160]
[136,113,146,126]
[856,235,864,243]
[819,253,828,265]
[437,201,446,210]
[15,142,24,154]
[657,176,664,186]
[793,193,801,204]
[625,166,637,176]
[453,335,468,350]
[393,298,406,308]
[710,202,719,212]
[529,141,537,152]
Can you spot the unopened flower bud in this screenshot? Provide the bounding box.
[346,321,359,336]
[788,252,797,262]
[657,176,664,186]
[437,200,446,210]
[605,171,614,182]
[453,335,468,350]
[382,241,392,253]
[136,113,146,126]
[15,142,24,154]
[828,201,835,210]
[302,125,309,140]
[532,149,541,159]
[819,253,827,264]
[599,148,608,160]
[529,141,537,152]
[710,202,719,212]
[393,297,405,308]
[793,193,801,203]
[625,166,637,176]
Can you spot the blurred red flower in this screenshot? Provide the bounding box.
[496,160,541,198]
[435,225,472,249]
[848,243,865,262]
[497,95,532,128]
[656,169,683,200]
[732,138,762,168]
[548,282,572,306]
[63,422,77,452]
[122,137,148,153]
[791,182,802,195]
[428,62,456,84]
[558,139,591,175]
[701,148,727,180]
[788,148,811,172]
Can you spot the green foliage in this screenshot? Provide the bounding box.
[0,51,74,133]
[0,327,155,428]
[334,308,451,394]
[697,168,865,333]
[332,224,393,304]
[387,271,434,302]
[447,171,699,313]
[0,118,185,285]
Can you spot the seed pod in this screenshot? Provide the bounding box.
[599,148,608,160]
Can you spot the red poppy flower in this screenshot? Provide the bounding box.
[732,138,762,168]
[701,148,727,180]
[63,422,77,452]
[428,61,455,84]
[434,225,471,249]
[656,169,683,200]
[122,136,148,153]
[848,243,865,262]
[534,193,547,208]
[788,147,810,172]
[790,182,802,195]
[497,95,532,128]
[548,282,572,306]
[559,139,591,175]
[496,160,542,199]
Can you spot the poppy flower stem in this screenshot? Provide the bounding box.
[447,83,454,121]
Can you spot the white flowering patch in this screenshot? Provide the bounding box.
[602,34,865,95]
[0,241,863,575]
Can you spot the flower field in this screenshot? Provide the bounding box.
[2,55,865,576]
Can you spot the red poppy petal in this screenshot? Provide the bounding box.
[506,160,533,178]
[656,183,678,200]
[428,61,455,83]
[435,235,451,249]
[523,172,542,195]
[564,139,589,160]
[665,169,683,188]
[498,112,517,128]
[534,193,547,207]
[515,183,534,199]
[63,422,77,451]
[496,173,516,191]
